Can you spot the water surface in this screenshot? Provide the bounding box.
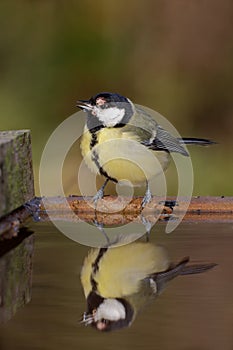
[0,220,232,350]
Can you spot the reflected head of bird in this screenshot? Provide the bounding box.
[81,292,134,332]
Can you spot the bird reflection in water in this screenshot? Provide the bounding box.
[80,237,216,332]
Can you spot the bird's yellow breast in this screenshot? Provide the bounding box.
[80,126,170,185]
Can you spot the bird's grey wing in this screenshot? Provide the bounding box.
[126,106,189,156]
[145,125,189,156]
[149,257,217,294]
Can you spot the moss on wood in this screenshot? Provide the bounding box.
[0,130,34,218]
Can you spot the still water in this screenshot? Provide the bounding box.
[0,219,232,350]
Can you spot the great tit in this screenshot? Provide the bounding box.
[80,240,216,332]
[77,92,215,207]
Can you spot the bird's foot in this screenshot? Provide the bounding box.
[141,188,153,208]
[91,179,109,208]
[92,188,105,207]
[158,199,177,212]
[140,214,152,241]
[93,219,110,246]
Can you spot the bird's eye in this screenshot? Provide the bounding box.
[99,103,109,109]
[101,318,108,324]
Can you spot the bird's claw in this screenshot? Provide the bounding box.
[92,188,104,207]
[141,190,152,208]
[140,214,152,241]
[91,179,109,209]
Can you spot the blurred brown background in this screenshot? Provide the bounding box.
[0,0,232,195]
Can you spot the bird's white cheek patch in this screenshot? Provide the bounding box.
[149,278,157,293]
[94,299,126,321]
[96,107,125,127]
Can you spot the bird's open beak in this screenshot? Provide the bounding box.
[80,311,94,326]
[76,100,93,111]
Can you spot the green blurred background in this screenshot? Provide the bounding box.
[0,0,232,196]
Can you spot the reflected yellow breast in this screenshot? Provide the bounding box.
[94,243,170,298]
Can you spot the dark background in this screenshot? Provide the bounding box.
[0,0,232,195]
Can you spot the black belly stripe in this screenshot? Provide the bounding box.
[91,150,118,183]
[88,123,118,183]
[89,126,103,149]
[90,133,98,149]
[90,247,108,291]
[92,247,108,273]
[90,276,98,291]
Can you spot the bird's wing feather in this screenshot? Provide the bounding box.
[123,106,189,156]
[150,257,217,294]
[147,126,189,156]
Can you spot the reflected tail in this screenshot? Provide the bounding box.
[152,257,217,293]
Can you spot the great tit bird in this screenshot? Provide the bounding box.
[77,92,215,207]
[80,240,216,332]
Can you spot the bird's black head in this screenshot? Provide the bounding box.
[77,92,134,128]
[89,92,129,107]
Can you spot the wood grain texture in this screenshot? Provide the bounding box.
[39,195,233,213]
[37,196,233,225]
[0,130,34,218]
[0,196,232,237]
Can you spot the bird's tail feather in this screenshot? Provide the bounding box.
[179,137,216,146]
[152,257,217,294]
[179,262,218,275]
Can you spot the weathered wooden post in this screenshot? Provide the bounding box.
[0,130,34,218]
[0,130,34,322]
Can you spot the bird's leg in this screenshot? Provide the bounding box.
[140,214,152,241]
[92,178,109,206]
[93,219,110,246]
[141,181,153,208]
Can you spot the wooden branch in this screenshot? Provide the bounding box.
[0,196,232,237]
[39,195,233,213]
[34,196,233,226]
[0,205,32,238]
